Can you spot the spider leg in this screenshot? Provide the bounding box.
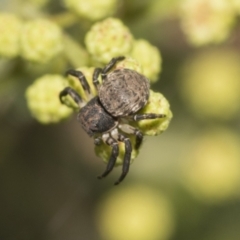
[98,136,119,179]
[114,134,132,185]
[101,56,125,80]
[132,113,166,121]
[66,69,92,98]
[119,123,143,150]
[59,87,85,108]
[92,67,102,91]
[94,136,102,146]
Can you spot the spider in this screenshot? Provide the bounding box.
[59,56,166,185]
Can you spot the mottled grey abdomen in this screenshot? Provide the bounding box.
[99,68,150,117]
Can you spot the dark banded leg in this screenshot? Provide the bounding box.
[101,56,125,80]
[115,134,132,185]
[119,123,143,150]
[59,87,85,108]
[98,137,119,179]
[93,67,102,90]
[66,69,91,95]
[132,113,166,121]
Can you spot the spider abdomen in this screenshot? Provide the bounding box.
[99,68,150,117]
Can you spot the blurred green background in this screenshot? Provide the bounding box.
[1,0,240,240]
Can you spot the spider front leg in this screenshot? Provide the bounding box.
[59,87,85,108]
[66,69,92,98]
[92,68,102,91]
[101,56,125,80]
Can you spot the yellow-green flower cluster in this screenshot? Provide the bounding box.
[85,18,134,64]
[179,0,236,46]
[0,13,23,58]
[0,12,64,63]
[131,39,162,82]
[63,0,118,21]
[180,49,240,120]
[182,128,240,203]
[97,185,174,240]
[25,74,73,124]
[21,19,64,63]
[85,18,162,83]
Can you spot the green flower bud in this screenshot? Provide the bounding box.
[21,19,64,63]
[85,18,134,64]
[179,0,235,45]
[134,90,173,136]
[131,39,162,83]
[25,74,73,124]
[0,13,22,58]
[95,136,139,166]
[63,0,118,21]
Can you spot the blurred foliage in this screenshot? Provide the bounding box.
[1,0,240,240]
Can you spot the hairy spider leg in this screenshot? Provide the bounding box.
[92,67,102,91]
[66,69,92,99]
[92,56,126,91]
[115,134,132,185]
[59,87,86,108]
[132,113,166,121]
[101,56,125,81]
[119,113,166,149]
[98,136,119,179]
[119,123,143,150]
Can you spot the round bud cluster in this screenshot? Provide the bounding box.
[63,0,118,21]
[0,13,23,58]
[179,0,235,45]
[85,18,134,64]
[25,74,73,124]
[130,39,162,83]
[21,19,64,63]
[180,50,240,120]
[97,185,174,240]
[182,128,240,203]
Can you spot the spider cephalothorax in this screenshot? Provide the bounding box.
[60,56,166,185]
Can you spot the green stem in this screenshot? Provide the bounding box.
[50,12,79,28]
[63,34,90,68]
